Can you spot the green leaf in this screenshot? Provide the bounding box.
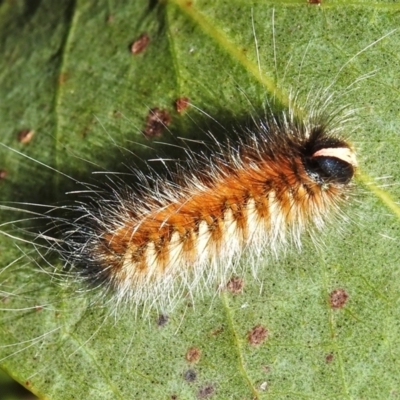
[1,0,399,399]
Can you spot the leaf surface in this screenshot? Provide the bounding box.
[0,0,399,399]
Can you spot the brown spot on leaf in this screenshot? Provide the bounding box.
[35,305,43,312]
[210,326,224,336]
[248,325,268,346]
[131,33,150,55]
[25,381,30,387]
[17,129,34,144]
[197,384,214,398]
[325,353,334,363]
[329,288,348,309]
[226,276,244,294]
[106,15,114,23]
[184,369,197,382]
[175,97,190,113]
[186,347,201,363]
[58,73,68,85]
[157,314,169,326]
[0,169,7,180]
[143,108,171,138]
[308,0,321,3]
[171,395,178,400]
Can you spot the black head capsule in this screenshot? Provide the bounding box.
[304,146,358,185]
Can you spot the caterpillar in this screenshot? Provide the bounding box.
[54,106,357,309]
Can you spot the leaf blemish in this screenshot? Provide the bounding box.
[157,313,169,326]
[226,276,244,294]
[210,326,224,336]
[58,72,68,85]
[185,346,201,363]
[329,288,349,309]
[143,108,171,138]
[130,33,150,55]
[248,325,268,346]
[175,97,190,114]
[184,369,197,382]
[325,353,334,363]
[17,129,35,144]
[197,384,215,398]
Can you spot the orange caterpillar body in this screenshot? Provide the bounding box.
[62,112,357,307]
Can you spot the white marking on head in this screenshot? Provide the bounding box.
[313,147,358,168]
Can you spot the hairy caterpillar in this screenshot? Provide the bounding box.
[1,96,358,312]
[51,106,357,308]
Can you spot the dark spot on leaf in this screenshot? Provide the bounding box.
[0,169,7,180]
[329,288,348,309]
[143,108,171,138]
[131,33,150,55]
[186,347,201,363]
[184,369,197,382]
[175,97,190,113]
[25,381,30,386]
[35,305,43,312]
[325,353,334,363]
[197,384,214,398]
[185,298,194,308]
[157,314,169,326]
[171,395,178,400]
[248,325,268,346]
[106,15,114,23]
[226,276,244,294]
[17,129,34,144]
[308,0,321,3]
